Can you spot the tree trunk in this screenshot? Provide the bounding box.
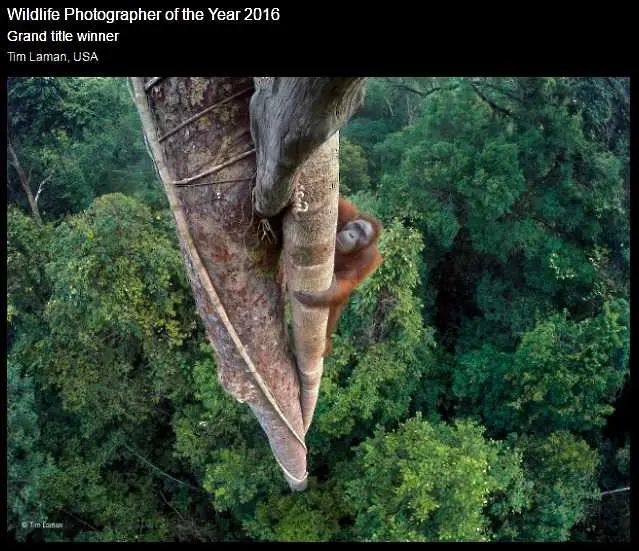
[284,133,339,432]
[7,138,42,224]
[132,76,367,491]
[250,77,366,217]
[131,77,308,490]
[250,78,366,433]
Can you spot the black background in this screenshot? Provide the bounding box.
[3,6,633,76]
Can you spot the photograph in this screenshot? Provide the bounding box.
[5,34,630,542]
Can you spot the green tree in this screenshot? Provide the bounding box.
[339,137,370,194]
[311,212,438,446]
[512,432,600,541]
[371,78,628,350]
[242,482,347,541]
[7,360,60,541]
[37,193,197,420]
[7,77,161,220]
[453,299,628,435]
[6,76,629,542]
[7,207,52,343]
[8,193,217,540]
[341,415,527,541]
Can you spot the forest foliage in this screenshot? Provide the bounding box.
[6,76,630,542]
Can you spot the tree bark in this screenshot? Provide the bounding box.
[250,77,366,217]
[131,77,308,490]
[132,76,367,492]
[284,133,339,432]
[7,138,42,224]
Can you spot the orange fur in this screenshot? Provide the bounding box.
[295,197,383,355]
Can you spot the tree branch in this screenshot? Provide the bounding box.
[469,82,516,118]
[382,78,458,99]
[123,443,205,494]
[384,96,394,117]
[60,508,99,532]
[474,80,523,103]
[250,77,367,217]
[159,489,185,522]
[34,173,52,204]
[7,137,42,223]
[601,486,630,496]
